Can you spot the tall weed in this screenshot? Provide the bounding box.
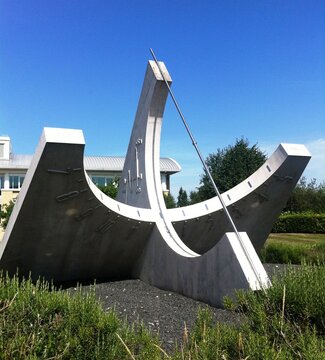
[1,266,324,359]
[222,262,325,359]
[0,273,163,359]
[175,307,324,359]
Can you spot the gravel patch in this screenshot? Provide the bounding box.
[96,280,243,350]
[68,264,291,351]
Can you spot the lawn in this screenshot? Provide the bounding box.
[267,233,325,246]
[261,233,325,264]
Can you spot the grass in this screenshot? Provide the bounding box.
[267,233,325,246]
[260,233,325,264]
[1,263,325,359]
[221,263,325,359]
[181,263,325,359]
[0,274,164,359]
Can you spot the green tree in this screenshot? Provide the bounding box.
[163,192,176,208]
[197,138,267,201]
[177,187,189,207]
[0,200,15,229]
[189,190,202,204]
[284,177,325,213]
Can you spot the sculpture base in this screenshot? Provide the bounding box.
[135,231,270,308]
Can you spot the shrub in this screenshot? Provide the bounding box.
[272,212,325,233]
[0,200,15,229]
[98,177,120,199]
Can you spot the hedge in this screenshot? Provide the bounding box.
[272,212,325,233]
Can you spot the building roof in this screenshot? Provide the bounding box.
[0,154,181,174]
[0,154,31,170]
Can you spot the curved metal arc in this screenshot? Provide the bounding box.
[167,143,311,254]
[116,60,198,258]
[149,49,264,282]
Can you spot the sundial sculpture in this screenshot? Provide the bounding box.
[0,58,311,307]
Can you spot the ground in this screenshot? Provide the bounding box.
[68,264,286,351]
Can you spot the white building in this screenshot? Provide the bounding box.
[0,136,181,208]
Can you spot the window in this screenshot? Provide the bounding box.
[9,175,25,189]
[0,175,4,189]
[91,176,115,187]
[161,174,167,191]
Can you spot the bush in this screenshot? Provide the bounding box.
[0,200,15,229]
[98,184,119,199]
[98,177,120,199]
[272,212,325,233]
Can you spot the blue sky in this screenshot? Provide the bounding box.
[1,1,324,196]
